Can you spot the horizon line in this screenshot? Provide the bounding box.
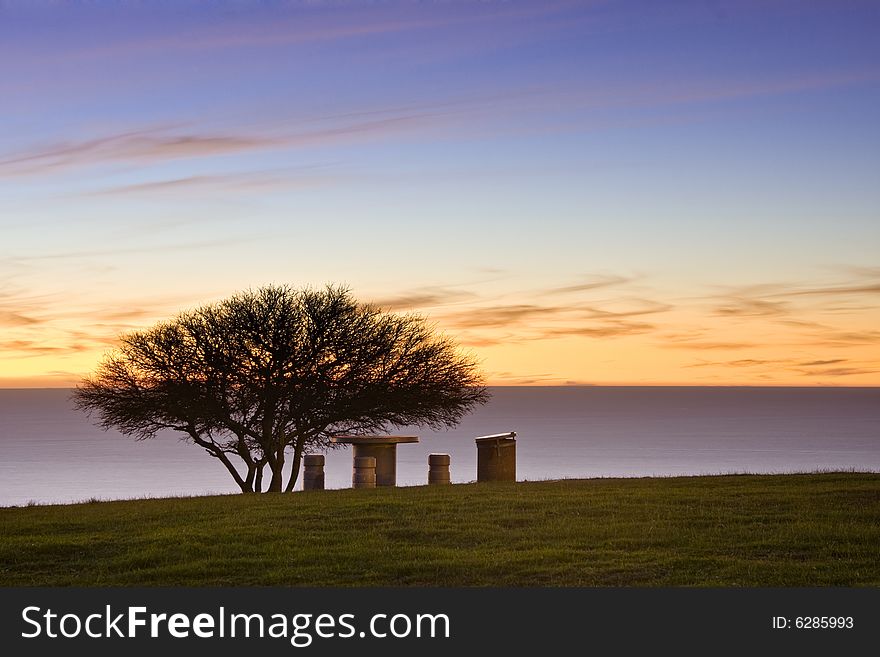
[2,384,879,391]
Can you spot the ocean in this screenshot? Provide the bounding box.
[0,387,877,507]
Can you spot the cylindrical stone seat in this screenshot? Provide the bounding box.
[475,432,517,482]
[428,453,451,485]
[353,456,377,489]
[303,454,325,491]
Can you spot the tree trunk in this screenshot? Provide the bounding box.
[236,437,257,493]
[267,448,285,492]
[285,435,308,492]
[255,462,265,493]
[244,464,256,493]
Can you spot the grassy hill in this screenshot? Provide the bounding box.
[1,472,878,586]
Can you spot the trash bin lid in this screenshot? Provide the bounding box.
[475,431,516,443]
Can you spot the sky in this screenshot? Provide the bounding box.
[1,0,878,387]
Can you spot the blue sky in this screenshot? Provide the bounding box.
[1,0,878,386]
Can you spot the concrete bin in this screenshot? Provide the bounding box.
[302,454,325,491]
[475,432,517,482]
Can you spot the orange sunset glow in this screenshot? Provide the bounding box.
[2,269,878,387]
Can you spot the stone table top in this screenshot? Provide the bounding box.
[329,435,420,445]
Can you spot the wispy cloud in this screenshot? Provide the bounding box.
[0,310,40,327]
[798,359,848,367]
[659,271,879,378]
[714,297,790,317]
[0,339,90,358]
[488,370,563,385]
[5,238,253,263]
[0,286,53,327]
[664,341,760,351]
[776,319,833,330]
[4,266,878,386]
[441,303,658,336]
[80,168,343,197]
[444,304,565,330]
[364,275,670,347]
[457,335,517,348]
[0,111,444,180]
[543,274,635,295]
[634,68,880,110]
[14,1,584,63]
[0,284,224,384]
[806,331,880,347]
[800,367,878,378]
[371,286,478,311]
[4,67,877,189]
[0,128,273,178]
[542,320,656,339]
[704,271,880,342]
[408,277,673,345]
[7,61,877,185]
[686,358,785,369]
[659,328,759,351]
[681,356,880,381]
[581,300,672,320]
[712,270,880,309]
[773,282,880,298]
[0,371,82,388]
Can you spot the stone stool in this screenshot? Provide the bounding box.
[428,453,451,485]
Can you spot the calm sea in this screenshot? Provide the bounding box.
[0,387,877,507]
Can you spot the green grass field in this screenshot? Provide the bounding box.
[1,472,878,586]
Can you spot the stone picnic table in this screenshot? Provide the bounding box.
[329,435,420,487]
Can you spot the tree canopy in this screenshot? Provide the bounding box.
[74,284,489,492]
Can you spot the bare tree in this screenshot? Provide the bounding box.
[74,284,489,493]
